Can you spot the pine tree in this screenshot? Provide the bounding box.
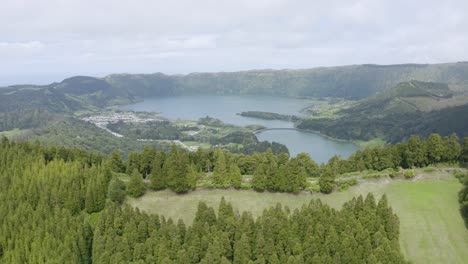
[296,152,319,177]
[461,137,468,163]
[444,134,461,162]
[319,167,335,194]
[229,163,242,189]
[426,133,444,164]
[127,169,146,198]
[213,149,229,188]
[252,164,267,192]
[287,158,307,193]
[126,151,140,174]
[234,233,251,264]
[108,178,126,204]
[148,153,166,190]
[108,150,125,173]
[404,135,427,167]
[85,170,106,213]
[140,146,157,177]
[165,145,193,193]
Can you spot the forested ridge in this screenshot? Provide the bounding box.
[297,81,468,142]
[0,137,407,263]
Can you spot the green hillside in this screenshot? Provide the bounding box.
[105,62,468,99]
[1,63,468,145]
[2,62,468,115]
[297,81,468,142]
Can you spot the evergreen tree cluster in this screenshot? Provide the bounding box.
[0,138,105,263]
[105,133,468,194]
[0,135,463,263]
[456,171,468,228]
[322,134,466,176]
[250,152,317,193]
[92,195,408,264]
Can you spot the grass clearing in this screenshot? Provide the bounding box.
[128,172,468,264]
[354,137,387,148]
[0,128,29,137]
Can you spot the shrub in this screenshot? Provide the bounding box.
[404,170,415,179]
[423,166,436,172]
[305,182,321,193]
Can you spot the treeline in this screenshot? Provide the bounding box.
[297,102,468,143]
[239,111,299,121]
[94,195,408,264]
[328,134,465,174]
[456,169,468,228]
[107,120,186,140]
[108,133,468,194]
[109,146,318,194]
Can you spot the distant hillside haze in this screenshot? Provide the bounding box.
[1,61,468,117]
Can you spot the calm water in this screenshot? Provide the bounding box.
[257,130,359,164]
[122,95,360,163]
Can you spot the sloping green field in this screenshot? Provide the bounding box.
[127,172,468,264]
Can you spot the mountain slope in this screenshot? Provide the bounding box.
[2,62,468,114]
[105,62,468,99]
[297,81,468,142]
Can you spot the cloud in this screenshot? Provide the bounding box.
[0,0,467,85]
[0,41,44,52]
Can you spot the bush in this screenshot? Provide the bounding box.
[423,166,436,172]
[453,170,468,182]
[337,178,358,192]
[305,182,321,193]
[404,170,415,179]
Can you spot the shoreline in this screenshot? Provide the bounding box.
[254,126,363,148]
[117,96,376,149]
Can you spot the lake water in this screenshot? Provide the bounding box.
[122,95,360,163]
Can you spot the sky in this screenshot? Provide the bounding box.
[1,0,467,85]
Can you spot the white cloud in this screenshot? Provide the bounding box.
[0,41,44,51]
[0,0,467,85]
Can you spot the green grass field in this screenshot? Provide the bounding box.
[0,128,29,137]
[127,171,468,264]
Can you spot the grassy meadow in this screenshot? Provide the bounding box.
[127,169,468,264]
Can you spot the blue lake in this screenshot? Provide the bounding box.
[122,95,360,164]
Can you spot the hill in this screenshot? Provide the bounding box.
[297,81,468,142]
[1,63,468,146]
[2,62,468,115]
[105,62,468,99]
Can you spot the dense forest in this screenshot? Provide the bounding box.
[0,138,407,263]
[93,196,407,264]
